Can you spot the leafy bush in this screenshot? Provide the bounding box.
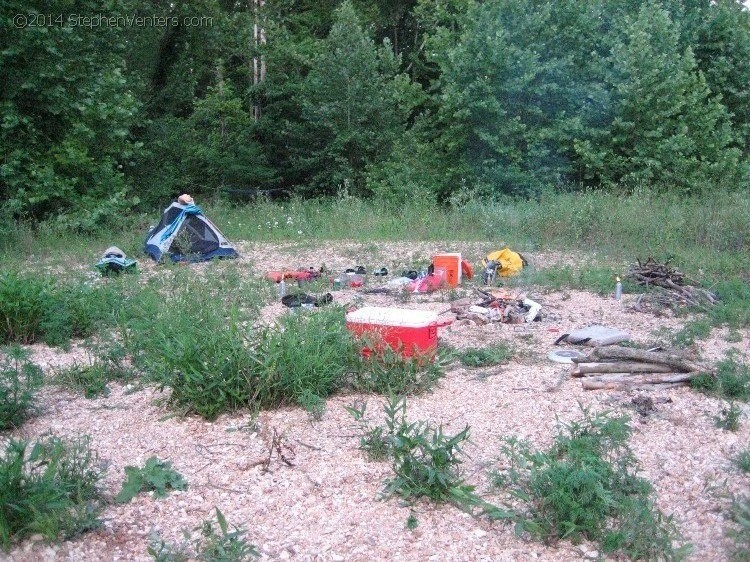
[380,397,485,513]
[492,406,688,560]
[0,271,51,344]
[690,352,750,402]
[0,436,104,549]
[53,350,134,399]
[0,270,121,347]
[345,401,393,462]
[0,346,43,430]
[148,508,257,562]
[116,456,187,503]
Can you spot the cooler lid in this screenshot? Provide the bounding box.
[346,307,438,328]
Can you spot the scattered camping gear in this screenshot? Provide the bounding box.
[481,249,528,284]
[628,257,718,311]
[406,270,447,293]
[281,293,333,308]
[346,307,452,357]
[554,325,630,347]
[345,266,367,275]
[548,349,586,364]
[95,246,137,276]
[373,267,389,277]
[267,269,321,284]
[401,270,419,280]
[453,288,542,324]
[144,198,239,262]
[570,346,705,391]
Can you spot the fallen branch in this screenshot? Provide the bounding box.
[571,362,675,377]
[586,346,702,372]
[581,380,690,391]
[581,372,695,386]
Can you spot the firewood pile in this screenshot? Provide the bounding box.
[571,346,708,391]
[627,257,718,311]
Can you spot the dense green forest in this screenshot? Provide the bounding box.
[2,0,749,230]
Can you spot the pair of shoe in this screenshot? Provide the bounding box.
[345,266,367,275]
[401,270,419,280]
[373,267,388,276]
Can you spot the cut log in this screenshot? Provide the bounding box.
[581,372,695,385]
[581,380,689,391]
[571,362,675,377]
[587,346,701,372]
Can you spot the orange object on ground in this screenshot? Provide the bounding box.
[461,259,473,280]
[266,271,313,283]
[432,253,462,287]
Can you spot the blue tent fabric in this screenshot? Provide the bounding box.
[144,202,239,263]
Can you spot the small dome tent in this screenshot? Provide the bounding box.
[144,196,239,262]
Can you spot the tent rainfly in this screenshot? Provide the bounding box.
[144,201,239,262]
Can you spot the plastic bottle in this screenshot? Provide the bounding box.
[615,276,622,301]
[279,275,286,298]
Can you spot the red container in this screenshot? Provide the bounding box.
[346,307,451,357]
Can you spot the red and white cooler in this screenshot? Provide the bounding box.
[345,307,451,357]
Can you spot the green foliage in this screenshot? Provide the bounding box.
[690,352,750,402]
[353,344,446,395]
[192,508,258,561]
[116,457,187,504]
[380,396,485,512]
[52,351,133,399]
[0,346,43,430]
[493,406,688,560]
[0,270,121,347]
[734,449,750,474]
[456,345,513,368]
[728,496,750,562]
[345,401,393,462]
[672,319,713,348]
[714,402,742,432]
[0,435,103,549]
[148,508,257,561]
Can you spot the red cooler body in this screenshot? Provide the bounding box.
[345,307,449,357]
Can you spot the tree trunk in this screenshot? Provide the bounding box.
[585,346,701,372]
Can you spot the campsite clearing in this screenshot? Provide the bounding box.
[2,240,749,562]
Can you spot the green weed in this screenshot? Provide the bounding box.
[734,449,750,473]
[672,319,713,348]
[380,396,486,513]
[0,436,104,549]
[353,341,446,395]
[492,406,688,560]
[690,351,750,402]
[148,508,257,561]
[344,401,392,462]
[53,352,133,399]
[714,403,742,432]
[728,496,750,561]
[0,347,43,430]
[116,456,187,503]
[0,271,51,344]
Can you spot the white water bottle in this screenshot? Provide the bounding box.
[279,275,287,298]
[615,276,622,301]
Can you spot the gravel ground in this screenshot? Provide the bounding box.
[2,241,749,561]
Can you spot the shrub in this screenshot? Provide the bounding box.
[0,346,43,430]
[379,396,486,513]
[714,403,742,432]
[734,449,750,474]
[353,343,446,395]
[0,436,103,549]
[52,348,134,399]
[492,406,688,560]
[0,271,50,344]
[344,401,393,462]
[729,496,750,561]
[690,351,750,402]
[116,456,187,503]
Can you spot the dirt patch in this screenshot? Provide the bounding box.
[3,241,749,561]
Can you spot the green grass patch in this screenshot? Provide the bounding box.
[455,344,513,368]
[733,449,750,473]
[714,403,742,432]
[492,406,689,560]
[0,436,104,550]
[0,347,43,430]
[729,497,750,562]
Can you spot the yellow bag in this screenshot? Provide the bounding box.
[482,248,528,279]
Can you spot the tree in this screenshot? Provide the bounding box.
[296,2,414,196]
[576,3,741,193]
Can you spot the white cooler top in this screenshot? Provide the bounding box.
[346,307,438,328]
